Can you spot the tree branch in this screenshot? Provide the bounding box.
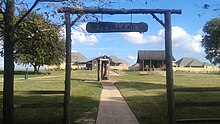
[14,0,40,28]
[0,8,3,14]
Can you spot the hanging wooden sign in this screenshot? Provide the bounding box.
[86,22,148,33]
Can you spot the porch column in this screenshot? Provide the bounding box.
[97,60,100,81]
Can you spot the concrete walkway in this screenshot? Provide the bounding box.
[96,82,139,124]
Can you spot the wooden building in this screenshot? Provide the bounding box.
[85,55,111,70]
[85,55,111,80]
[109,55,128,70]
[175,57,214,68]
[71,52,87,70]
[85,56,109,70]
[45,52,87,70]
[137,50,175,71]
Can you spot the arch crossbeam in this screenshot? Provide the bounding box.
[58,7,181,15]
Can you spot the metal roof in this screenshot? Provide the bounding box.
[175,57,194,67]
[109,55,128,65]
[84,55,112,63]
[175,57,214,67]
[203,62,214,67]
[71,52,87,63]
[186,59,203,67]
[137,50,175,63]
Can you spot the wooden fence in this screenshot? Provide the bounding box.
[173,67,220,73]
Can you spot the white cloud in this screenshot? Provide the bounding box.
[71,23,98,45]
[0,57,3,68]
[121,26,204,54]
[72,50,78,53]
[105,38,115,42]
[60,23,98,46]
[171,26,204,54]
[98,51,105,56]
[196,29,204,35]
[127,55,136,60]
[127,55,137,65]
[121,32,161,44]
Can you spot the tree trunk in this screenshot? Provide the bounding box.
[3,0,15,124]
[37,65,41,73]
[33,65,39,74]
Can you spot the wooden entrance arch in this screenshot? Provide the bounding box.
[58,8,181,124]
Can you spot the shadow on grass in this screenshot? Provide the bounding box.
[207,72,220,75]
[116,81,220,124]
[0,95,100,124]
[118,92,220,124]
[71,79,101,87]
[115,81,166,91]
[0,70,47,75]
[71,78,97,82]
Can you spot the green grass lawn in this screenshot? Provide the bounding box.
[112,71,220,124]
[1,70,220,124]
[0,70,102,124]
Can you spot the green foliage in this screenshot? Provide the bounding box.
[14,11,65,73]
[201,18,220,65]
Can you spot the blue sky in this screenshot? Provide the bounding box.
[66,0,219,65]
[0,0,219,70]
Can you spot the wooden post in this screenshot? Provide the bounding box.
[108,60,110,78]
[165,12,176,124]
[99,60,101,81]
[64,11,71,124]
[101,60,103,81]
[97,60,100,81]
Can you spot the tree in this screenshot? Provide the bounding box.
[201,18,220,65]
[14,11,65,73]
[0,1,70,123]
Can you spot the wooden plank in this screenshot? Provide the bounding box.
[174,87,220,92]
[139,71,149,75]
[176,118,220,123]
[58,7,182,15]
[176,102,220,107]
[15,103,63,108]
